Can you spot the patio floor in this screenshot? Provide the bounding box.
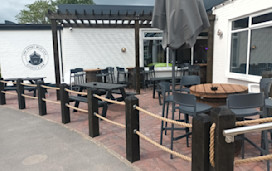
[2,87,270,171]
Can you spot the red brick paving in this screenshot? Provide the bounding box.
[2,88,270,171]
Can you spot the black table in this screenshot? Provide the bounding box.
[3,77,45,96]
[150,77,180,98]
[78,82,127,101]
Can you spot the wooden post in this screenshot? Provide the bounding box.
[51,19,61,100]
[17,79,25,109]
[37,81,47,116]
[125,95,140,162]
[60,84,70,124]
[192,113,212,171]
[210,107,235,171]
[87,89,99,137]
[135,17,140,94]
[0,78,6,105]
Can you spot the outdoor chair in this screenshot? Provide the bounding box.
[180,75,200,93]
[116,67,127,84]
[226,92,270,167]
[106,67,115,83]
[96,68,110,83]
[159,82,173,145]
[146,65,155,87]
[170,92,212,158]
[188,65,200,75]
[70,68,85,90]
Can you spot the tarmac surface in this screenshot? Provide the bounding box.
[0,106,136,171]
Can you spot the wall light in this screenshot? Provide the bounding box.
[217,29,223,38]
[121,47,126,53]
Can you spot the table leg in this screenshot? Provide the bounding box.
[120,88,127,101]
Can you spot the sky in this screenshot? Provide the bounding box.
[0,0,155,23]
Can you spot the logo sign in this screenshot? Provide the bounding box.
[22,44,49,70]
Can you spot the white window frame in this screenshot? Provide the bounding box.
[227,8,272,82]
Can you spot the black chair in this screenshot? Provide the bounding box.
[106,67,115,83]
[188,65,200,75]
[159,82,173,145]
[226,92,270,167]
[96,68,110,83]
[116,67,127,84]
[180,75,200,93]
[146,65,155,87]
[70,68,84,90]
[170,92,212,158]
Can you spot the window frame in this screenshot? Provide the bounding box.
[227,9,272,82]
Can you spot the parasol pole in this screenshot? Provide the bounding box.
[169,47,176,93]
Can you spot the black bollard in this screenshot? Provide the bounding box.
[17,79,25,109]
[0,78,6,105]
[60,84,70,124]
[125,95,140,163]
[87,89,99,137]
[37,81,47,116]
[192,113,211,171]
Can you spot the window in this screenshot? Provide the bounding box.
[142,31,208,67]
[230,11,272,76]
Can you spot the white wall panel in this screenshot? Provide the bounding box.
[62,28,135,83]
[0,30,55,83]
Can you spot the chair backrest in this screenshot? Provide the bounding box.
[264,82,272,98]
[149,65,155,78]
[116,67,125,72]
[180,75,200,88]
[260,78,272,92]
[188,65,200,75]
[173,92,196,114]
[227,92,264,109]
[159,82,171,95]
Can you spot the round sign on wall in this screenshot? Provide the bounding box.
[22,44,49,70]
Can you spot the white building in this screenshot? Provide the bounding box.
[212,0,272,88]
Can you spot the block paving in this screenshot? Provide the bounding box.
[2,88,270,171]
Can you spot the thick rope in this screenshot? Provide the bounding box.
[135,106,192,128]
[0,80,10,84]
[1,91,17,96]
[42,98,60,105]
[65,104,88,113]
[209,123,216,167]
[41,85,60,90]
[22,94,38,100]
[64,88,87,96]
[236,117,272,126]
[135,130,191,162]
[94,112,126,128]
[235,154,272,165]
[93,94,126,106]
[21,83,37,87]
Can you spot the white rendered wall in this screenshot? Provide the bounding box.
[62,28,135,83]
[0,30,55,83]
[212,0,272,86]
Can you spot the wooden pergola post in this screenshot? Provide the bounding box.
[51,19,61,99]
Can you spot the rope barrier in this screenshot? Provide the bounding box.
[1,91,17,96]
[0,80,10,84]
[93,94,126,106]
[209,123,216,167]
[22,94,38,100]
[21,83,37,87]
[42,98,60,105]
[41,85,60,90]
[135,106,192,128]
[64,88,87,96]
[236,117,272,126]
[234,154,272,165]
[94,112,126,128]
[135,130,191,162]
[65,104,88,113]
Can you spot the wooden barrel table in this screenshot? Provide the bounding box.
[190,83,248,107]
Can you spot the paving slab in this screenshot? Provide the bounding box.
[0,106,137,171]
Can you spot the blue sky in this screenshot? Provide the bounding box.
[0,0,155,23]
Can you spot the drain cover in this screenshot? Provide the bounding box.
[22,154,48,165]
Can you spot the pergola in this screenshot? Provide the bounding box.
[47,5,153,94]
[47,5,215,95]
